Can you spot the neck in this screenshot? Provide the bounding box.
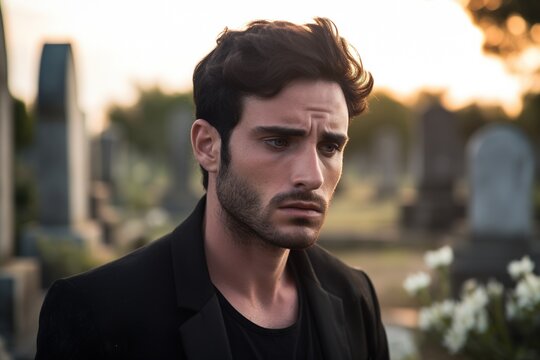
[203,188,298,328]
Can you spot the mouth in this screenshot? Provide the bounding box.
[278,201,324,215]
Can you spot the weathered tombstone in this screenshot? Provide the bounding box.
[89,126,123,244]
[401,103,462,230]
[20,43,102,284]
[0,0,12,264]
[372,127,401,199]
[35,43,89,226]
[0,4,41,356]
[452,124,539,288]
[162,107,197,214]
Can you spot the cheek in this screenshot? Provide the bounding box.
[324,160,343,191]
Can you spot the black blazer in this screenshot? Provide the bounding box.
[35,198,389,360]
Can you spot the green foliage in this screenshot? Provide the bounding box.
[37,237,106,283]
[108,86,194,157]
[516,93,540,146]
[454,103,511,142]
[347,92,414,160]
[13,97,33,150]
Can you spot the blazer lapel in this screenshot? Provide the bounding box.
[170,197,233,360]
[291,250,352,360]
[178,295,233,360]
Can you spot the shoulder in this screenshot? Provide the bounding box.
[42,231,178,320]
[304,245,380,309]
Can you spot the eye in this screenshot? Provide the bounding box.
[264,138,289,149]
[319,143,341,155]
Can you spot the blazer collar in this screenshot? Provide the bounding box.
[170,196,233,360]
[169,196,349,360]
[290,250,352,360]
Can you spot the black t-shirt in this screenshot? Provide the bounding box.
[216,280,322,360]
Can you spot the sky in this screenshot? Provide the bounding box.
[2,0,524,133]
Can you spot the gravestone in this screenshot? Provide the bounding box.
[372,127,401,199]
[35,43,88,226]
[89,126,123,244]
[452,124,539,288]
[401,103,463,230]
[0,4,41,356]
[0,0,12,264]
[20,43,102,284]
[162,108,197,214]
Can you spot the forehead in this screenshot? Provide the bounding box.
[238,79,349,132]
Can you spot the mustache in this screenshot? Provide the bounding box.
[270,190,328,211]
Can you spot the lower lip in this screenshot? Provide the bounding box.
[278,207,322,217]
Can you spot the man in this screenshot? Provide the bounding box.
[36,18,389,359]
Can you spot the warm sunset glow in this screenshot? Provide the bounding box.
[2,0,525,132]
[531,24,540,44]
[506,14,527,36]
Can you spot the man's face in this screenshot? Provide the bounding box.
[216,79,349,250]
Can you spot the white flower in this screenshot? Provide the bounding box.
[475,309,489,333]
[467,286,489,311]
[508,256,535,280]
[403,272,431,296]
[514,273,540,311]
[486,279,503,298]
[443,325,467,354]
[418,300,455,331]
[424,246,454,269]
[506,299,517,320]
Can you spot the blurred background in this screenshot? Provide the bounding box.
[0,0,539,359]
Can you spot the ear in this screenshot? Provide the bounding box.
[191,119,221,174]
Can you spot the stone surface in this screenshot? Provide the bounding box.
[372,127,401,198]
[162,108,197,214]
[0,3,13,264]
[469,124,534,239]
[452,124,539,289]
[0,259,41,355]
[401,103,463,230]
[35,43,89,227]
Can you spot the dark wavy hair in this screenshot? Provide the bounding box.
[193,17,373,189]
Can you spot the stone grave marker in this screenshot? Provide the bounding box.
[452,124,539,288]
[162,107,197,214]
[372,127,401,199]
[0,0,12,264]
[34,43,88,226]
[0,5,41,356]
[20,43,102,285]
[401,102,463,230]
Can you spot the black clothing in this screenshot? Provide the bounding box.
[35,197,389,359]
[216,272,322,360]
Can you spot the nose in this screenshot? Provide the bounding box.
[291,146,324,190]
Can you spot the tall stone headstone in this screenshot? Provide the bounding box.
[0,1,12,264]
[20,43,102,284]
[372,127,401,199]
[0,5,41,356]
[35,43,89,226]
[162,108,197,214]
[452,124,539,288]
[401,103,462,230]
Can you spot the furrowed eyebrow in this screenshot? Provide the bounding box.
[252,126,349,145]
[252,126,307,137]
[321,132,349,147]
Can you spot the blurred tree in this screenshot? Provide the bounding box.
[108,86,194,157]
[13,97,36,251]
[13,97,33,150]
[347,92,414,161]
[454,103,510,142]
[516,93,540,145]
[464,0,540,55]
[463,0,540,90]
